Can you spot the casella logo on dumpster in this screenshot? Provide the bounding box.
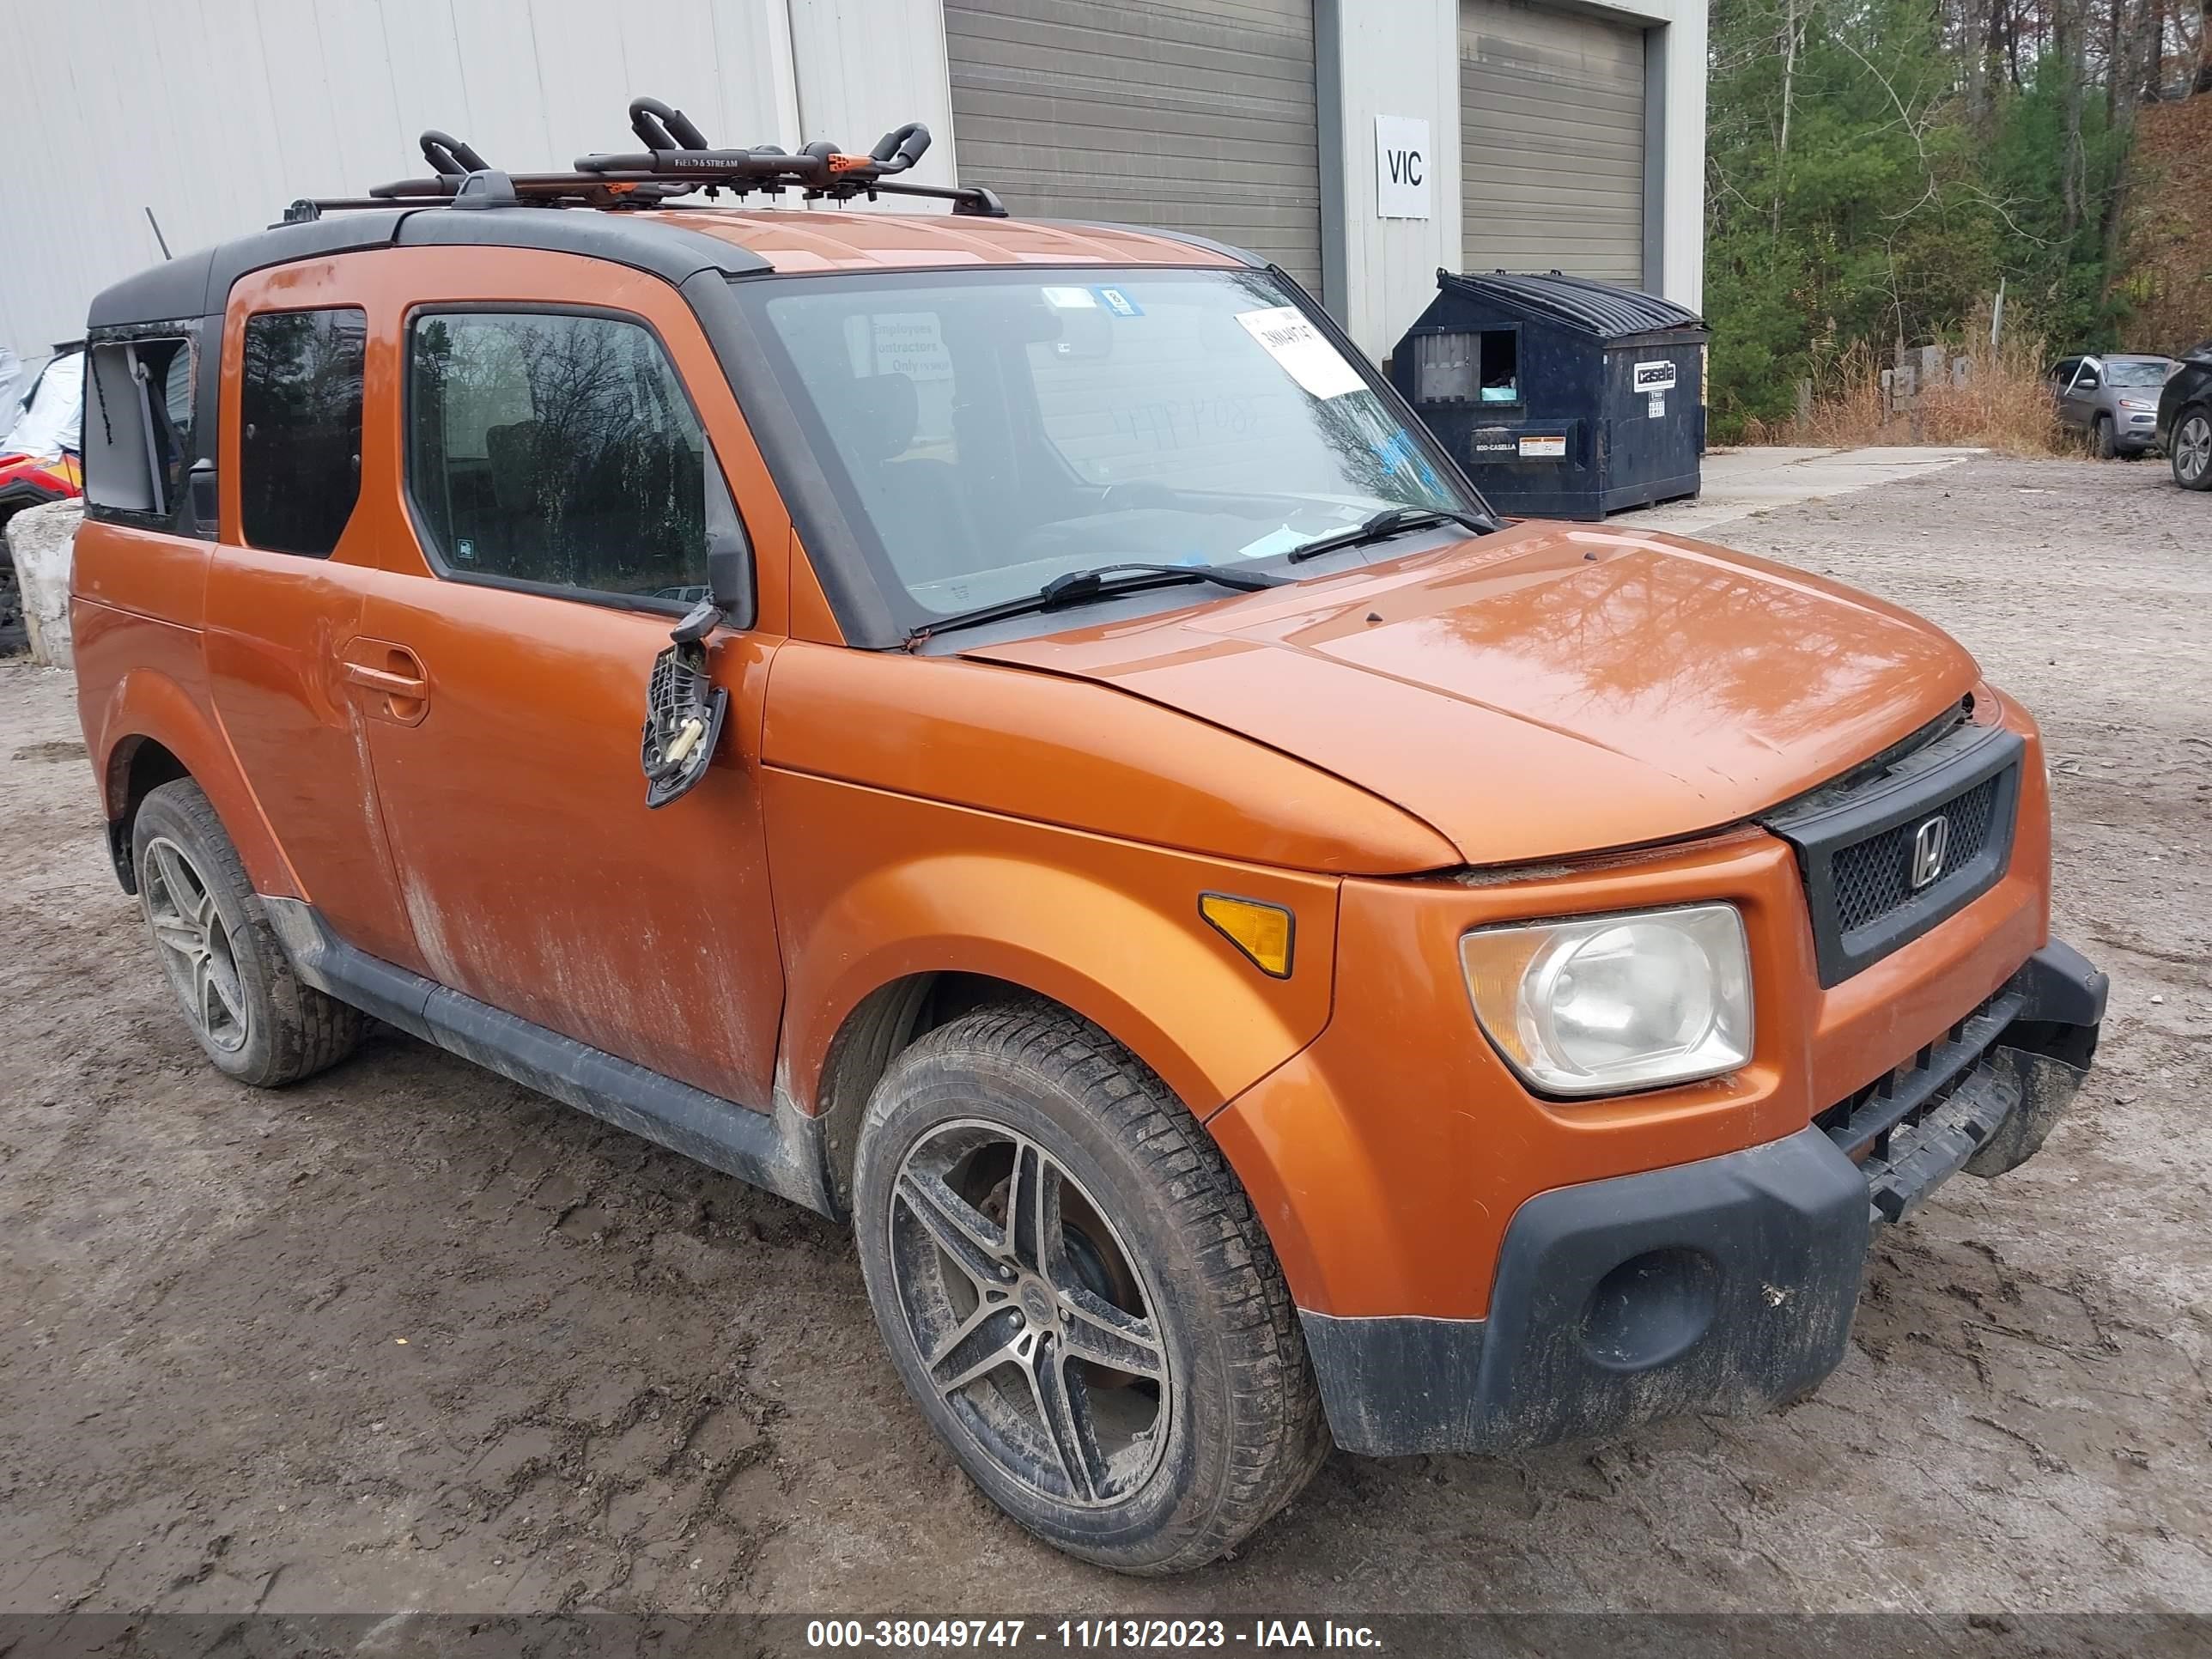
[1634,361,1680,393]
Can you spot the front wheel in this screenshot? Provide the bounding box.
[852,1002,1328,1574]
[2173,409,2212,490]
[2093,414,2117,459]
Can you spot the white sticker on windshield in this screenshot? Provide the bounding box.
[1234,306,1366,400]
[1042,286,1097,309]
[1236,524,1307,559]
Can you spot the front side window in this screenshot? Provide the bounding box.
[406,310,720,603]
[240,308,367,557]
[744,269,1478,629]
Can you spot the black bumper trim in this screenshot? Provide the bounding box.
[2016,937,2109,1026]
[1304,940,2105,1459]
[1304,1125,1871,1458]
[1825,943,2107,1222]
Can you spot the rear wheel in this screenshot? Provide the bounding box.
[131,779,364,1085]
[852,1001,1328,1574]
[2173,409,2212,490]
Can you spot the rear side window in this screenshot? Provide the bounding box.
[240,308,367,557]
[84,337,193,525]
[404,310,719,603]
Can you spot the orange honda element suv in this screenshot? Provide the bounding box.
[73,107,2106,1573]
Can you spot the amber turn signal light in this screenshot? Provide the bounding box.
[1199,894,1294,978]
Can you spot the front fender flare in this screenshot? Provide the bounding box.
[778,833,1339,1130]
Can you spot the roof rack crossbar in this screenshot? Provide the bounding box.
[319,99,1010,221]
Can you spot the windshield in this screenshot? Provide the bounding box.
[742,267,1481,629]
[2105,360,2170,387]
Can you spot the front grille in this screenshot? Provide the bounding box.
[1760,718,2024,986]
[1830,773,2002,934]
[1816,981,2027,1224]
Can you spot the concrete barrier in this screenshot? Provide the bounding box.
[4,499,81,669]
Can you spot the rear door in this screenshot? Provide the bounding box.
[202,268,422,969]
[349,250,789,1109]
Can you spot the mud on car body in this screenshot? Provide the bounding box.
[72,103,2106,1573]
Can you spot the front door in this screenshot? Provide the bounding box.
[348,252,790,1109]
[2059,359,2100,431]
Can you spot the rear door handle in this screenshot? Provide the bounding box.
[343,661,428,698]
[341,641,430,726]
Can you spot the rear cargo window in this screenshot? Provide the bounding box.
[240,308,367,557]
[404,309,717,604]
[83,337,194,527]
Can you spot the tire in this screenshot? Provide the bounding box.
[2092,414,2116,459]
[2173,408,2212,491]
[131,779,364,1086]
[852,1000,1328,1574]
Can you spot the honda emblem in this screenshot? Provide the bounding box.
[1909,815,1950,890]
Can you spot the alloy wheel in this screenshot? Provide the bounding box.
[886,1118,1170,1508]
[143,836,250,1054]
[2178,414,2212,485]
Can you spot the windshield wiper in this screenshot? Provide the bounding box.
[1285,505,1494,565]
[903,561,1289,648]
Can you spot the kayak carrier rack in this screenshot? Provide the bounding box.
[283,94,1007,224]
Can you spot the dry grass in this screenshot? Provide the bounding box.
[2124,97,2212,359]
[1747,331,2074,456]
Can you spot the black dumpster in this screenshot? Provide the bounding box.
[1389,270,1707,520]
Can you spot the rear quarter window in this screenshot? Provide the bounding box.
[83,335,195,529]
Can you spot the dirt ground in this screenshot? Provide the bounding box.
[0,454,2207,1620]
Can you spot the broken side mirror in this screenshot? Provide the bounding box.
[640,530,748,809]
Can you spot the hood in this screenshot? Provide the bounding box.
[962,521,1980,866]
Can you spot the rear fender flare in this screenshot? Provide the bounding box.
[89,667,300,898]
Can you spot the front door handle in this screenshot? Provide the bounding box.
[341,641,430,726]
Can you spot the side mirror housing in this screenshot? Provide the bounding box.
[708,533,750,619]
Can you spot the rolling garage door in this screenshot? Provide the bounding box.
[944,0,1324,291]
[1460,0,1646,285]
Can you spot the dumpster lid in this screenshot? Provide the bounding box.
[1438,270,1704,338]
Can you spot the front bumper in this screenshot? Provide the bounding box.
[1304,939,2106,1458]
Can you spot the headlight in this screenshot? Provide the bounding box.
[1459,903,1753,1097]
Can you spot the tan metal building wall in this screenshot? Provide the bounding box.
[943,0,1325,290]
[1459,0,1648,285]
